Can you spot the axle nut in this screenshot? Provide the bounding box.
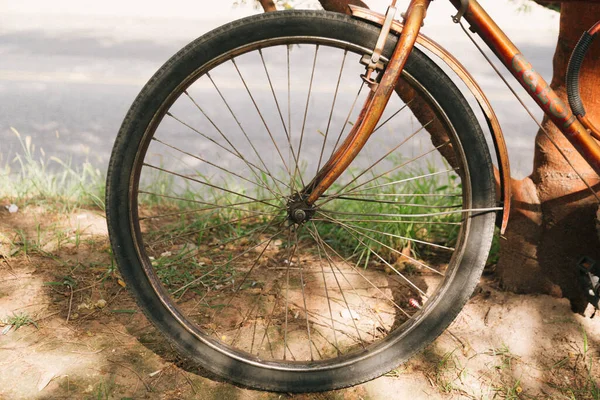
[293,209,306,222]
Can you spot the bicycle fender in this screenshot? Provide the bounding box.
[350,5,511,234]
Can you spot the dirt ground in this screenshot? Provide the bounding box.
[1,204,600,399]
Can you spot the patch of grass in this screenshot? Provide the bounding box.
[421,347,466,394]
[2,312,38,330]
[9,224,68,260]
[88,377,116,400]
[129,155,470,304]
[313,160,463,265]
[487,344,519,372]
[549,328,600,400]
[582,328,600,399]
[496,379,524,400]
[0,128,105,210]
[487,228,502,266]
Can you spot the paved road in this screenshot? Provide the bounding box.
[0,0,559,178]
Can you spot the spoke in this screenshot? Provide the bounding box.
[322,119,433,204]
[329,196,461,208]
[317,212,442,286]
[295,228,315,361]
[139,191,278,211]
[317,141,451,208]
[331,82,365,154]
[316,49,347,173]
[231,58,291,176]
[258,284,280,358]
[287,44,293,195]
[148,214,270,246]
[171,221,287,295]
[338,169,455,197]
[319,207,502,219]
[285,343,297,361]
[258,48,301,177]
[205,73,286,196]
[213,221,289,323]
[323,193,461,198]
[250,302,259,355]
[283,228,298,360]
[139,205,277,221]
[340,221,455,253]
[167,110,289,193]
[142,163,282,210]
[372,100,414,134]
[215,216,287,248]
[308,223,364,349]
[151,137,282,197]
[230,295,261,347]
[307,225,388,336]
[312,217,461,226]
[292,45,319,190]
[307,223,411,320]
[313,231,340,355]
[301,308,376,340]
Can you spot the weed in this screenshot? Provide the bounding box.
[582,328,600,399]
[44,275,77,288]
[2,312,38,330]
[422,347,465,394]
[545,328,600,399]
[311,159,463,264]
[12,229,31,256]
[496,379,523,399]
[0,128,105,209]
[88,377,116,400]
[487,344,518,371]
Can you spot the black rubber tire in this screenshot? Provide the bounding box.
[106,10,496,392]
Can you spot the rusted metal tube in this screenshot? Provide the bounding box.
[303,0,431,204]
[449,0,600,175]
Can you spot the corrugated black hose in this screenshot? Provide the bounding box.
[566,31,596,117]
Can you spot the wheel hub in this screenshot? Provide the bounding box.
[287,194,315,224]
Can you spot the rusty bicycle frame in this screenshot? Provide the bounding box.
[298,0,600,234]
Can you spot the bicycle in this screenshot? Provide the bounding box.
[105,0,600,391]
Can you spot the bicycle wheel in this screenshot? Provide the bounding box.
[106,10,497,392]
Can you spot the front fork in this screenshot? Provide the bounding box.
[299,0,431,205]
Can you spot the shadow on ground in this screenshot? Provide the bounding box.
[1,202,599,399]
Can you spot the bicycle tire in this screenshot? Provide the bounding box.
[106,10,496,392]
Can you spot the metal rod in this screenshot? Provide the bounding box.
[301,0,432,205]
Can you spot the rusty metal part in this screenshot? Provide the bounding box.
[589,20,600,36]
[452,0,470,24]
[302,0,431,205]
[449,0,600,177]
[578,114,600,141]
[350,5,511,233]
[361,5,397,91]
[364,5,397,75]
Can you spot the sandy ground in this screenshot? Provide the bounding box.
[1,204,600,399]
